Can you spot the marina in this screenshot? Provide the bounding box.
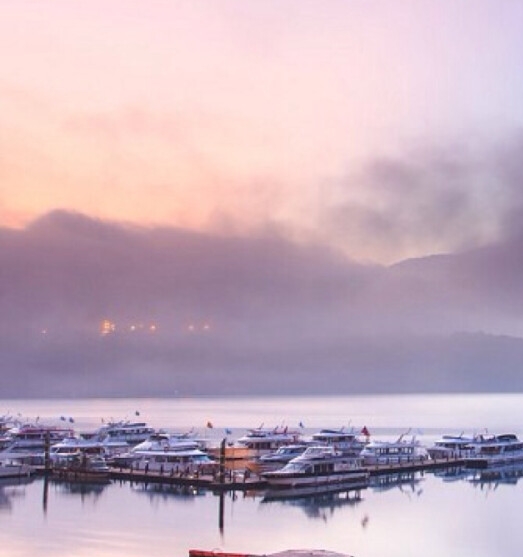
[21,452,469,493]
[2,393,523,557]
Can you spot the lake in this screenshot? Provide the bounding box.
[1,394,523,557]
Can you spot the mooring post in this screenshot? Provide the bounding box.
[218,491,224,533]
[219,437,226,484]
[44,430,51,474]
[42,474,49,514]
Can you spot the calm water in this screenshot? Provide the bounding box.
[2,394,523,557]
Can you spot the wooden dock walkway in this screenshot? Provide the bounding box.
[35,456,466,491]
[109,468,267,490]
[107,456,465,489]
[367,457,465,476]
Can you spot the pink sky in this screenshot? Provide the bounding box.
[2,1,523,262]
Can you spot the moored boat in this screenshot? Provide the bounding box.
[0,459,34,479]
[111,432,212,470]
[262,445,368,489]
[1,424,75,451]
[209,427,302,462]
[426,434,475,460]
[0,424,75,464]
[112,432,218,475]
[81,420,155,446]
[360,435,428,466]
[310,428,367,456]
[50,435,129,464]
[130,446,218,476]
[52,454,111,482]
[464,433,523,468]
[246,444,310,475]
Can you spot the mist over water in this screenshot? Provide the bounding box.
[3,393,523,436]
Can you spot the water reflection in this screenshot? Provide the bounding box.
[51,478,111,501]
[468,463,523,489]
[369,471,424,498]
[0,477,32,513]
[131,482,206,501]
[261,484,364,521]
[3,468,523,557]
[432,465,469,483]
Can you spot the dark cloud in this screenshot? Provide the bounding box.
[324,134,523,261]
[2,210,523,397]
[491,131,523,239]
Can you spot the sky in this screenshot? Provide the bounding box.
[1,1,523,397]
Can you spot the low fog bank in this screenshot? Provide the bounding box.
[2,211,523,397]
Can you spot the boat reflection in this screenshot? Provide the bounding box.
[51,477,111,500]
[468,462,523,490]
[132,482,206,502]
[369,471,424,497]
[261,482,365,520]
[432,465,470,483]
[0,477,32,512]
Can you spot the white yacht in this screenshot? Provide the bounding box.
[112,432,217,474]
[82,420,155,446]
[52,453,111,481]
[210,427,303,462]
[310,428,367,456]
[360,435,428,466]
[426,434,475,460]
[0,459,34,479]
[262,446,369,488]
[0,424,75,463]
[131,432,205,453]
[464,433,523,468]
[246,444,310,475]
[49,435,129,464]
[2,424,75,450]
[131,446,217,475]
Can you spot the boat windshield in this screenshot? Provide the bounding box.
[280,462,312,474]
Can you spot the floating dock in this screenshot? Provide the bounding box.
[109,468,267,490]
[34,456,466,491]
[107,457,465,490]
[367,457,465,476]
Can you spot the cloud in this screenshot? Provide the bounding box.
[491,131,523,239]
[0,210,375,338]
[2,210,523,397]
[321,134,523,262]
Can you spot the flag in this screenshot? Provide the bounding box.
[69,417,75,423]
[225,428,232,435]
[299,421,305,429]
[206,421,214,429]
[135,410,140,416]
[60,416,66,421]
[361,426,370,437]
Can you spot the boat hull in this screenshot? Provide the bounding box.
[0,463,34,479]
[464,452,523,469]
[263,469,369,489]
